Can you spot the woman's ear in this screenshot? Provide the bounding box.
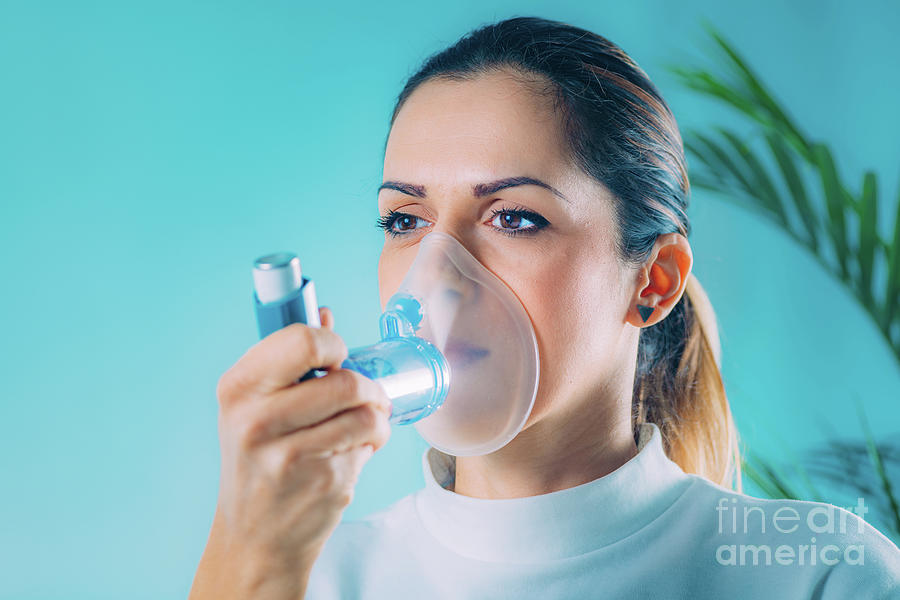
[626,233,693,327]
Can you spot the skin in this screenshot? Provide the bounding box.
[376,69,693,499]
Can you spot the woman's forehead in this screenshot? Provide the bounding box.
[383,74,569,179]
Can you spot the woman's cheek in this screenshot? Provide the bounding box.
[510,266,575,362]
[377,252,413,308]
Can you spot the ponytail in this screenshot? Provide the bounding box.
[633,273,742,491]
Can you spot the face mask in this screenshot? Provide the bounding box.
[252,231,540,456]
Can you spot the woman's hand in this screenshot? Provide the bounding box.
[190,307,392,600]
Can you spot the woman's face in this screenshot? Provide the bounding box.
[377,70,638,430]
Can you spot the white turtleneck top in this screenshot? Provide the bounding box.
[305,422,900,598]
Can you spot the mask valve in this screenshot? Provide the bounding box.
[343,292,451,425]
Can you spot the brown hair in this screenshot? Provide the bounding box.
[386,16,742,490]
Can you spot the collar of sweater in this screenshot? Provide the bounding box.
[414,421,695,563]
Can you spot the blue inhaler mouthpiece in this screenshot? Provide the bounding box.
[252,254,450,426]
[341,293,450,425]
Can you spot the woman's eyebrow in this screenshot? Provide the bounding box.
[377,176,569,202]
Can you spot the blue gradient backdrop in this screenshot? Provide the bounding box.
[1,1,898,598]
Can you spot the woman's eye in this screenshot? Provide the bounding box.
[375,210,430,237]
[488,207,550,237]
[392,214,427,233]
[490,210,535,232]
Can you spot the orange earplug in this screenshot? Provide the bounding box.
[640,263,671,297]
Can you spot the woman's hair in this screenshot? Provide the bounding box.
[385,16,742,491]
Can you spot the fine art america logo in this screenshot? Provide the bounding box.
[715,496,868,567]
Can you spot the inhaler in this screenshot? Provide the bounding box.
[252,231,540,456]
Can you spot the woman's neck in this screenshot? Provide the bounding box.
[453,393,639,499]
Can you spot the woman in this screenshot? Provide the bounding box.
[190,16,900,599]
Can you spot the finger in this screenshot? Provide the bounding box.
[222,323,349,400]
[260,442,375,501]
[244,369,392,445]
[290,402,392,457]
[319,306,334,330]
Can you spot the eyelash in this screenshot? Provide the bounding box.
[375,205,550,238]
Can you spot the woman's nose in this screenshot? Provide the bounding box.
[417,231,481,305]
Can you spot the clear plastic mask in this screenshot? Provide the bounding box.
[344,231,540,456]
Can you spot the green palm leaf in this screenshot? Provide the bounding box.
[700,21,810,158]
[764,132,819,251]
[857,400,900,538]
[811,144,852,283]
[716,128,789,227]
[886,183,900,329]
[859,172,878,307]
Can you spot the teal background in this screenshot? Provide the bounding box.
[1,0,898,597]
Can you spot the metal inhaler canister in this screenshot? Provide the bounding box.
[252,252,325,382]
